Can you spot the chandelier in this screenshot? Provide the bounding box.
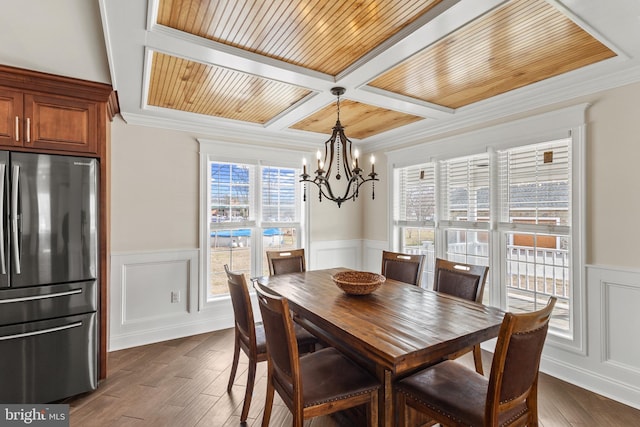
[300,87,379,208]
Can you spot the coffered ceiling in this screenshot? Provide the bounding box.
[100,0,640,151]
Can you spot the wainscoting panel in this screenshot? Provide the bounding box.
[122,260,190,323]
[362,240,389,273]
[309,240,362,270]
[603,281,640,371]
[110,249,235,351]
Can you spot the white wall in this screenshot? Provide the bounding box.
[587,85,640,267]
[0,0,111,84]
[111,118,199,251]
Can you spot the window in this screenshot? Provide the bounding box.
[200,141,305,303]
[499,139,571,331]
[209,161,255,297]
[389,104,585,346]
[260,166,302,276]
[394,163,436,286]
[440,155,491,304]
[394,141,571,330]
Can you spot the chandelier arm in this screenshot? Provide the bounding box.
[333,174,379,206]
[318,182,349,207]
[316,177,338,201]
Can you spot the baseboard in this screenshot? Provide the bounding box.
[109,314,234,351]
[541,354,640,410]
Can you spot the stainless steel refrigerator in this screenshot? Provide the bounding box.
[0,151,98,403]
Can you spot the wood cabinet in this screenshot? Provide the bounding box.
[0,64,118,381]
[0,88,22,146]
[1,87,99,153]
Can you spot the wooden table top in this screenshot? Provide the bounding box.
[258,267,505,376]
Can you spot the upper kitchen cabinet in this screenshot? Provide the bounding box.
[0,65,118,156]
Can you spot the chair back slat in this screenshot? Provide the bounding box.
[499,324,549,402]
[381,251,425,286]
[486,297,557,423]
[224,265,256,348]
[267,249,306,275]
[433,258,489,303]
[254,282,300,398]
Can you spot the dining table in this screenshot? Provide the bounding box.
[257,267,505,427]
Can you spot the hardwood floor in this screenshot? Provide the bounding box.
[65,328,640,426]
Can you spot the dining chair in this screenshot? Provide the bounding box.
[253,281,381,427]
[224,265,318,423]
[433,257,490,374]
[395,297,557,427]
[381,250,426,287]
[266,248,306,276]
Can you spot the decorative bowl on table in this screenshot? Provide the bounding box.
[332,271,386,295]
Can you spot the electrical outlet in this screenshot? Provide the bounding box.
[170,291,180,303]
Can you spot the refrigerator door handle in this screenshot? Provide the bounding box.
[0,322,82,341]
[0,288,82,304]
[11,164,20,275]
[0,163,5,275]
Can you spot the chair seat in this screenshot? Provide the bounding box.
[255,323,317,355]
[299,347,380,407]
[396,360,527,426]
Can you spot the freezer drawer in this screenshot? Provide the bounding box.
[0,280,97,325]
[0,312,97,403]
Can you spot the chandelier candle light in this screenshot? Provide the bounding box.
[300,87,379,208]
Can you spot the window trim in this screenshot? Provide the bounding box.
[386,104,588,354]
[198,139,310,310]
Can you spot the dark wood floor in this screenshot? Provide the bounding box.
[65,328,640,426]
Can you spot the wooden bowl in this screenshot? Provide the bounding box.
[332,271,386,295]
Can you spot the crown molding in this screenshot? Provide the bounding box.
[120,111,321,149]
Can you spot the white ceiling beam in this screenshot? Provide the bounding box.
[146,25,335,91]
[336,0,508,88]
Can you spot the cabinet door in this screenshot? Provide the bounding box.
[24,94,98,154]
[0,88,23,148]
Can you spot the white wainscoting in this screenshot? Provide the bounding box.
[308,239,388,272]
[541,264,640,409]
[362,240,389,273]
[308,240,362,270]
[109,249,235,351]
[109,244,640,410]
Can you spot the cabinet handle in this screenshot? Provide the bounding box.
[15,116,19,141]
[26,118,30,143]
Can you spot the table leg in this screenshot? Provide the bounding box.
[376,367,393,427]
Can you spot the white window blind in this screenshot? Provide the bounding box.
[499,139,571,230]
[440,154,490,224]
[261,166,299,223]
[397,163,435,225]
[210,161,255,228]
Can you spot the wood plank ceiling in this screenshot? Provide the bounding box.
[148,0,616,139]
